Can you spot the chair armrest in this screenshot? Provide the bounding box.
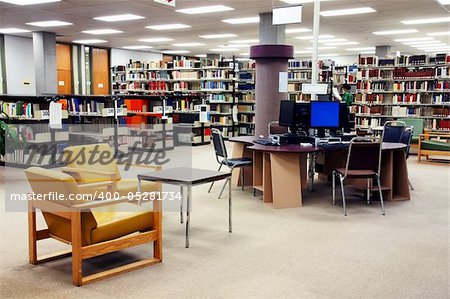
[61,167,117,180]
[78,181,115,190]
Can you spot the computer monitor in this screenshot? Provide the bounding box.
[279,100,295,128]
[294,103,311,131]
[339,103,351,130]
[310,101,340,132]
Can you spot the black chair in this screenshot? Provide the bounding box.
[332,137,385,216]
[208,129,253,199]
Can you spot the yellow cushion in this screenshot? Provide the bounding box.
[116,179,160,195]
[43,212,97,246]
[90,203,154,244]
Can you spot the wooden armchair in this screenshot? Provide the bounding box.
[25,167,162,286]
[418,132,450,163]
[61,143,161,196]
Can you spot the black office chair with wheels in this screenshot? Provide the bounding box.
[208,128,253,199]
[332,137,385,216]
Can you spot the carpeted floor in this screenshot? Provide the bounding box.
[0,143,448,298]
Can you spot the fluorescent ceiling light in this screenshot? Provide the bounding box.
[229,39,259,44]
[176,5,234,15]
[94,14,145,22]
[437,0,450,4]
[286,28,311,34]
[0,0,60,5]
[295,35,334,40]
[82,29,122,35]
[222,17,260,24]
[146,24,191,30]
[26,20,72,27]
[195,54,207,58]
[346,47,375,51]
[372,29,418,35]
[403,40,440,45]
[73,39,107,44]
[427,31,450,36]
[209,48,238,52]
[122,45,154,50]
[402,17,450,25]
[320,7,376,17]
[424,49,450,53]
[139,37,174,43]
[164,50,191,54]
[305,46,336,50]
[282,0,332,3]
[295,50,313,54]
[394,37,434,42]
[199,33,237,39]
[219,44,250,48]
[315,38,348,43]
[324,41,359,46]
[172,43,205,47]
[416,44,449,49]
[0,28,30,34]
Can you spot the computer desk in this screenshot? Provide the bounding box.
[229,136,410,209]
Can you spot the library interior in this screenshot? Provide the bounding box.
[0,0,449,298]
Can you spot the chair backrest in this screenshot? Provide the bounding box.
[382,121,406,143]
[400,126,413,159]
[211,128,228,162]
[63,143,121,181]
[345,137,382,176]
[268,121,289,135]
[398,118,424,140]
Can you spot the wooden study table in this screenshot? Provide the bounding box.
[229,136,410,209]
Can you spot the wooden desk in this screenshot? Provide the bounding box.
[230,137,410,208]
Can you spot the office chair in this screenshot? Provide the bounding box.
[208,128,253,199]
[332,137,385,216]
[382,121,406,143]
[400,126,415,190]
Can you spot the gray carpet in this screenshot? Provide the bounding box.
[0,143,448,298]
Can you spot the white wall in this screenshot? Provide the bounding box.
[111,48,163,66]
[330,55,359,66]
[4,35,36,95]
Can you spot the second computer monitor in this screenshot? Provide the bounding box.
[310,101,340,129]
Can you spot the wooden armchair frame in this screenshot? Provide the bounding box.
[28,188,162,287]
[418,132,450,163]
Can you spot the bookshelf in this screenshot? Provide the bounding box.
[354,53,450,131]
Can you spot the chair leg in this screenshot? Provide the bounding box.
[71,211,83,287]
[253,188,256,197]
[218,179,228,199]
[241,168,244,191]
[377,175,385,216]
[208,165,222,193]
[28,202,37,265]
[366,179,371,205]
[332,171,336,206]
[408,178,414,191]
[339,177,347,216]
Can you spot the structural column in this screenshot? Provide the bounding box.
[251,13,293,137]
[33,31,57,94]
[376,46,392,58]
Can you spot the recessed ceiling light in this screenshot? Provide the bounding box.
[320,7,376,17]
[199,33,237,39]
[146,24,191,30]
[295,35,334,40]
[195,54,207,58]
[172,43,205,47]
[0,28,30,34]
[324,41,359,46]
[82,29,122,35]
[0,0,60,5]
[94,14,145,22]
[229,39,259,44]
[138,37,174,43]
[393,37,435,42]
[286,28,312,34]
[26,20,73,27]
[176,5,234,15]
[222,17,260,24]
[402,17,450,25]
[73,39,108,44]
[372,29,418,35]
[360,50,376,54]
[438,0,450,4]
[209,48,239,52]
[164,50,191,54]
[346,47,375,51]
[305,46,337,50]
[427,31,450,36]
[122,45,154,50]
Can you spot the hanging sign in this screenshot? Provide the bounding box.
[154,0,176,7]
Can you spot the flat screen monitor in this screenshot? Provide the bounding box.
[310,101,340,129]
[279,100,295,128]
[339,103,351,129]
[294,103,311,130]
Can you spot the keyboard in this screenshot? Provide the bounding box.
[319,142,350,150]
[254,139,274,146]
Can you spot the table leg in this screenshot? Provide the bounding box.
[180,185,184,224]
[228,178,232,233]
[185,185,192,248]
[308,153,316,192]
